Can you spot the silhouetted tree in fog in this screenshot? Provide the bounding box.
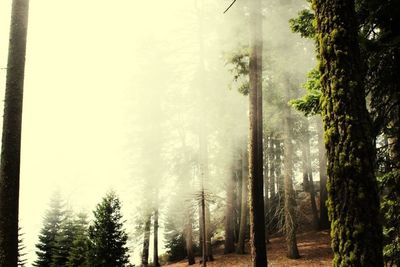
[0,0,29,265]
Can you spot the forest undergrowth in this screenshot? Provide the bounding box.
[166,231,332,267]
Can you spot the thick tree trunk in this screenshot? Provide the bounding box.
[153,209,160,267]
[283,84,300,259]
[314,0,383,265]
[236,145,249,254]
[317,119,329,230]
[224,165,236,254]
[141,215,151,267]
[248,0,267,265]
[0,0,29,266]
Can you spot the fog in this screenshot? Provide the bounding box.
[0,0,315,265]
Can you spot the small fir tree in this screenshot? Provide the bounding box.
[88,191,130,267]
[34,193,65,267]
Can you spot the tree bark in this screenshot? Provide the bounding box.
[248,0,267,265]
[314,0,383,265]
[317,118,329,230]
[236,145,249,254]
[0,0,29,266]
[141,215,151,267]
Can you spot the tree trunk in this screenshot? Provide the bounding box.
[314,0,383,265]
[141,215,151,267]
[263,135,270,242]
[0,0,29,266]
[236,144,249,254]
[185,212,195,265]
[248,0,267,265]
[205,205,214,262]
[224,165,236,254]
[153,209,160,266]
[200,190,207,267]
[283,83,300,259]
[317,118,329,230]
[303,120,319,230]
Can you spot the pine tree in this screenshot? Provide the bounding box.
[67,213,89,267]
[34,193,65,267]
[88,191,129,267]
[18,227,27,267]
[52,209,77,266]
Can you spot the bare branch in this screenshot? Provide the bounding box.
[223,0,237,14]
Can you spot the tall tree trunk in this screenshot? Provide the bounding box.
[303,120,319,229]
[141,215,151,267]
[185,212,195,265]
[248,0,267,265]
[236,144,249,254]
[314,0,383,265]
[200,190,207,267]
[283,84,300,259]
[0,0,29,266]
[224,165,236,253]
[205,205,214,262]
[153,209,160,267]
[317,118,329,230]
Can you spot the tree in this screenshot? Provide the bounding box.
[283,82,300,259]
[0,0,30,265]
[236,144,249,254]
[248,0,267,265]
[88,191,129,267]
[34,193,65,267]
[67,213,89,267]
[313,0,384,265]
[18,227,27,267]
[52,210,76,266]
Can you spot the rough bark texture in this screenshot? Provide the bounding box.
[236,146,249,254]
[0,0,29,266]
[224,165,236,254]
[248,0,267,265]
[283,86,300,260]
[153,209,160,266]
[141,216,151,267]
[313,0,384,265]
[317,119,329,230]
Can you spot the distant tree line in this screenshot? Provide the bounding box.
[33,191,131,267]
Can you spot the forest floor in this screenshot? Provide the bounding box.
[166,230,332,267]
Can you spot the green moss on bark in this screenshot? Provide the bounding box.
[313,0,384,266]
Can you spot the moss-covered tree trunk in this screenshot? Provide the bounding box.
[313,0,383,265]
[0,0,29,266]
[317,119,329,230]
[248,0,267,265]
[283,85,300,259]
[236,145,249,254]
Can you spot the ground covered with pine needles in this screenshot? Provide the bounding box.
[166,231,332,267]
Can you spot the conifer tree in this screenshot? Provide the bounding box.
[88,191,130,267]
[18,227,27,267]
[34,193,65,267]
[67,213,89,267]
[52,210,76,266]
